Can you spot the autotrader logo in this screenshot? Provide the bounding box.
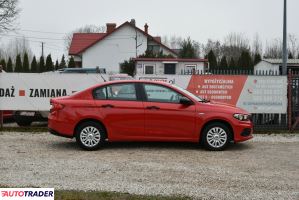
[0,188,54,200]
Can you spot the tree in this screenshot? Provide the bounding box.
[45,54,53,71]
[207,50,217,70]
[54,59,59,70]
[14,54,22,72]
[68,56,75,68]
[23,52,29,72]
[6,57,12,72]
[179,37,198,58]
[59,55,66,69]
[238,51,253,70]
[120,59,135,76]
[253,53,262,65]
[0,0,19,32]
[0,59,6,71]
[288,52,294,59]
[30,56,37,72]
[219,56,228,69]
[39,56,45,72]
[228,57,236,68]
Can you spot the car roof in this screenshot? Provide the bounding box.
[91,80,172,89]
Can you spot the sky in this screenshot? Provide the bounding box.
[1,0,299,61]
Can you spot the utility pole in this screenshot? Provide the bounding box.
[41,42,44,58]
[282,0,287,75]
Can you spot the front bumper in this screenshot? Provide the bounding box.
[233,121,254,142]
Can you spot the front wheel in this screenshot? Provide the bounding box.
[75,121,106,150]
[202,122,231,151]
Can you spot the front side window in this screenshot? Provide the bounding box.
[144,84,182,103]
[94,83,137,101]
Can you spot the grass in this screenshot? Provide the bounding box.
[0,185,190,200]
[0,126,48,133]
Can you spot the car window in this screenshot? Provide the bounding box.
[144,84,182,103]
[94,83,137,101]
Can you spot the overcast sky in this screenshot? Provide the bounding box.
[2,0,299,61]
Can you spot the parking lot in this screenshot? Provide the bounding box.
[0,131,298,200]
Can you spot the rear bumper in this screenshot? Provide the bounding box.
[48,128,73,138]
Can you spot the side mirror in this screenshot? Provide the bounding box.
[179,96,193,105]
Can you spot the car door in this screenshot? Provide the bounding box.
[142,83,196,140]
[93,83,144,140]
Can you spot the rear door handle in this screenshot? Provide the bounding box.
[146,106,160,110]
[101,104,114,108]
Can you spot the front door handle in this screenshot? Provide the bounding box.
[101,104,114,108]
[146,106,160,110]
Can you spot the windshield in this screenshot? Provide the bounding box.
[171,84,204,102]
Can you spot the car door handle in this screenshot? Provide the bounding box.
[101,104,114,108]
[146,106,160,110]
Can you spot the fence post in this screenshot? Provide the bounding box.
[288,70,292,131]
[0,65,3,128]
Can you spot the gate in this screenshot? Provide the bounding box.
[288,72,299,130]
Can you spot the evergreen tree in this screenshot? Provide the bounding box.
[7,57,13,72]
[219,56,228,69]
[253,53,262,66]
[31,56,38,72]
[15,54,22,72]
[23,52,30,72]
[179,37,197,58]
[55,59,59,70]
[228,57,236,68]
[238,51,253,70]
[207,50,217,70]
[120,59,135,76]
[0,59,6,71]
[288,52,294,59]
[45,54,54,71]
[59,55,66,69]
[68,56,76,68]
[39,56,45,72]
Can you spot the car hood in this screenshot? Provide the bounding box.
[200,100,250,114]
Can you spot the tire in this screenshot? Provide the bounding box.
[201,122,231,151]
[75,121,106,150]
[14,115,33,127]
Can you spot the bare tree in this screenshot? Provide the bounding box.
[0,0,19,32]
[64,24,106,51]
[2,37,32,61]
[252,33,263,56]
[264,38,282,59]
[204,39,222,61]
[288,34,298,58]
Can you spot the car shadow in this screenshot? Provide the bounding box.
[48,139,252,152]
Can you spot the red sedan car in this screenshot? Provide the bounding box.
[48,80,253,151]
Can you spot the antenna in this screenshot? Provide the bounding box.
[96,66,106,82]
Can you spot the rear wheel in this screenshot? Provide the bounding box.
[75,121,106,150]
[202,122,231,151]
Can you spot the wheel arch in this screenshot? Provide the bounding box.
[199,119,234,143]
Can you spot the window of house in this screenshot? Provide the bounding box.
[164,63,176,74]
[144,84,182,103]
[145,65,154,74]
[147,45,160,54]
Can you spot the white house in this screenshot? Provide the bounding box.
[254,59,299,75]
[69,20,178,73]
[135,58,208,75]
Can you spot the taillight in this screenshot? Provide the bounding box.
[50,102,65,113]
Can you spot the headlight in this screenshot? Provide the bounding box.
[233,113,250,121]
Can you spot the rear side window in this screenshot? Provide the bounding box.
[94,83,137,101]
[143,84,182,103]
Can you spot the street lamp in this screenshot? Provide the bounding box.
[282,0,287,75]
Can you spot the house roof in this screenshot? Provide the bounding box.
[134,58,208,62]
[263,59,299,65]
[69,33,106,55]
[69,21,178,56]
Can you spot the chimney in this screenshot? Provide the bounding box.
[106,23,116,34]
[130,19,136,26]
[144,23,148,34]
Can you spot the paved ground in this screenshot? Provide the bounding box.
[0,132,298,200]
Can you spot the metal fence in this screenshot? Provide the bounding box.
[180,69,283,76]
